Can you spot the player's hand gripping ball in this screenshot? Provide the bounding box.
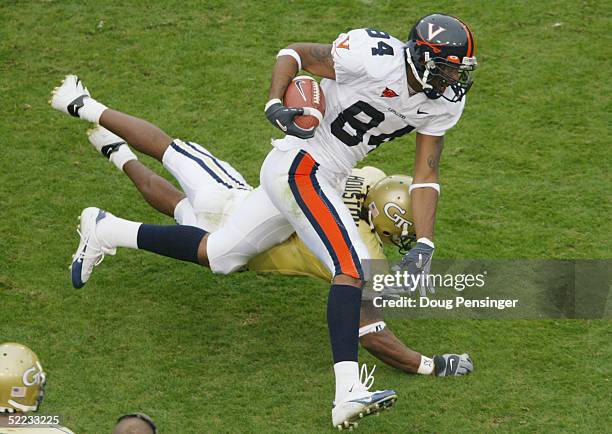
[265,76,326,139]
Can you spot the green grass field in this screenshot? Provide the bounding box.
[1,1,611,432]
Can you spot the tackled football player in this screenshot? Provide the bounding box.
[50,98,473,379]
[50,13,477,429]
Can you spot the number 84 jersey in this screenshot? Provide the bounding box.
[295,28,466,175]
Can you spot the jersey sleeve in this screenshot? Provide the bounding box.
[331,30,368,84]
[417,98,466,136]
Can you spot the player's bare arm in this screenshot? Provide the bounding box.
[360,329,422,373]
[268,43,335,100]
[265,43,334,139]
[411,132,444,240]
[398,132,443,289]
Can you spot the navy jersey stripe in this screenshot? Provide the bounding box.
[288,150,362,278]
[185,141,248,188]
[170,142,237,190]
[308,166,363,280]
[288,151,343,276]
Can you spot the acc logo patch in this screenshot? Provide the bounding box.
[381,87,398,98]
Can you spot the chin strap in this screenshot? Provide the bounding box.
[405,46,433,91]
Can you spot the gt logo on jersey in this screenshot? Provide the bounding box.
[428,23,446,40]
[384,202,412,228]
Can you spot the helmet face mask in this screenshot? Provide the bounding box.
[425,57,475,102]
[406,13,477,103]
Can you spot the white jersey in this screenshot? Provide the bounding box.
[277,28,465,174]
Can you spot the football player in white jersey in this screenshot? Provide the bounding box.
[50,13,477,429]
[0,343,74,434]
[261,13,476,428]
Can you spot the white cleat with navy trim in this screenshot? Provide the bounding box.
[50,74,90,118]
[70,207,116,288]
[332,365,398,430]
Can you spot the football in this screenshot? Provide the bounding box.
[283,75,325,131]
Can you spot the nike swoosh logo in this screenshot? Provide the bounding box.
[417,108,428,115]
[67,95,86,117]
[295,80,307,102]
[448,359,455,373]
[100,142,125,159]
[416,254,423,268]
[275,120,288,132]
[70,104,81,116]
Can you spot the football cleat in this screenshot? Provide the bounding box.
[87,125,127,159]
[332,365,397,430]
[434,353,473,376]
[50,74,90,117]
[70,207,116,288]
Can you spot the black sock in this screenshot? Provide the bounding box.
[136,224,207,264]
[327,284,362,363]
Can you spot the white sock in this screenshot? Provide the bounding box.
[79,97,108,123]
[417,355,435,375]
[96,213,141,250]
[110,145,137,171]
[334,361,359,403]
[173,198,198,226]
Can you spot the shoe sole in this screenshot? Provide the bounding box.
[336,393,398,431]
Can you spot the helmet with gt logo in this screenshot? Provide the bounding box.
[0,343,46,413]
[364,175,416,253]
[405,13,477,102]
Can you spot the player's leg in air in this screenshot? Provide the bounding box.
[50,75,275,288]
[86,126,194,223]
